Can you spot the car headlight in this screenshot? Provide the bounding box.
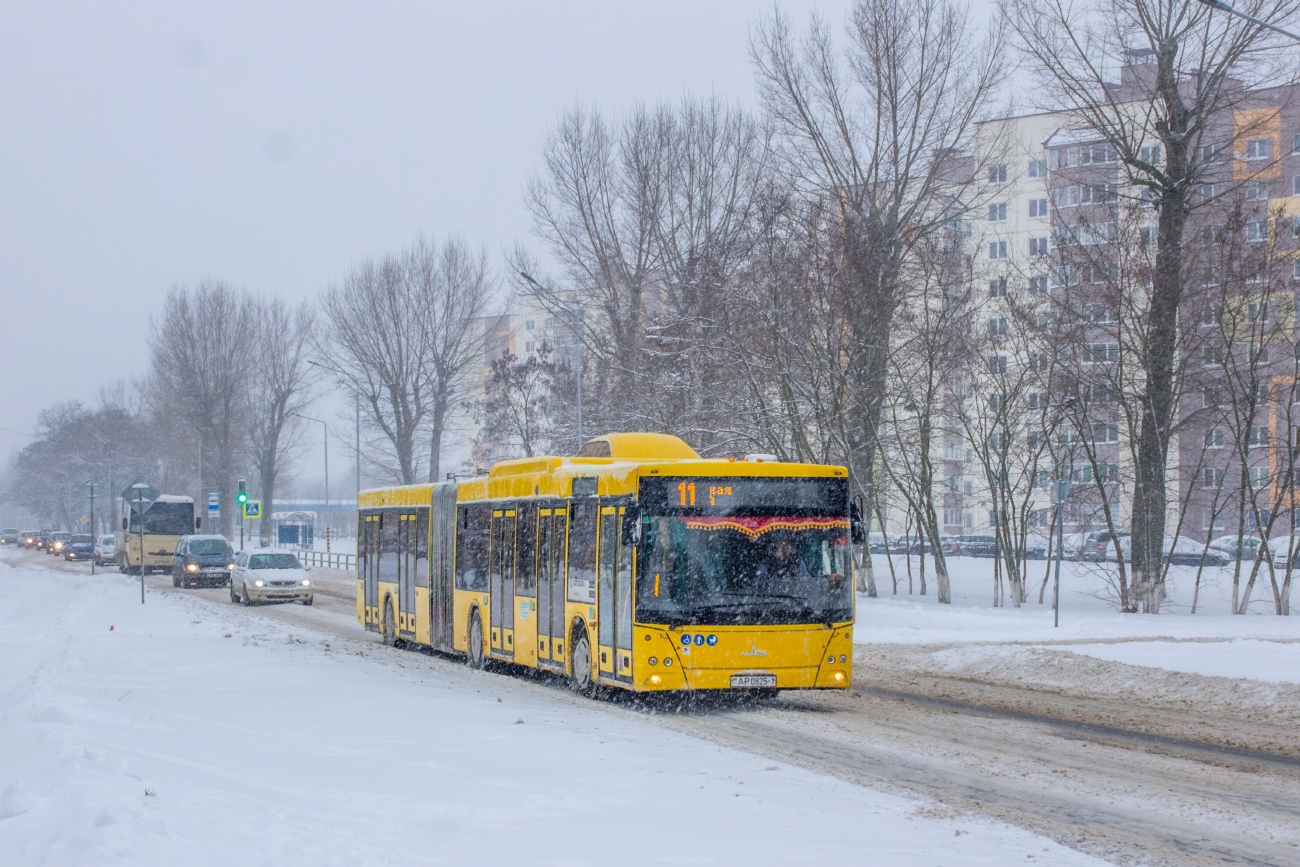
[301,578,311,587]
[227,563,234,570]
[186,563,198,572]
[253,579,264,587]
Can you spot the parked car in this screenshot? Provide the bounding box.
[94,534,115,566]
[1023,534,1050,560]
[1207,535,1266,561]
[0,528,19,545]
[956,534,998,558]
[21,529,39,549]
[1164,536,1227,567]
[230,549,313,605]
[171,535,236,588]
[1080,530,1129,562]
[1267,537,1300,570]
[867,532,890,554]
[64,534,94,561]
[47,531,71,555]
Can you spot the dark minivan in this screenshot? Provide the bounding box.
[172,535,236,588]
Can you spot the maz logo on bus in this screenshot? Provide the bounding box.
[680,634,718,647]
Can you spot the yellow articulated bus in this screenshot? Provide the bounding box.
[357,433,860,696]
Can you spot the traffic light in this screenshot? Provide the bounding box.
[237,479,248,505]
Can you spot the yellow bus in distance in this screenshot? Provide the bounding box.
[116,495,198,574]
[357,433,859,696]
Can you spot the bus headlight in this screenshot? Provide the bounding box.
[832,671,846,683]
[649,674,662,686]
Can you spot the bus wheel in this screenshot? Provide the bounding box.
[569,629,595,697]
[381,599,397,647]
[466,610,486,669]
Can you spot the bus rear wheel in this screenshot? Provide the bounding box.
[381,599,397,647]
[569,629,595,697]
[466,610,486,669]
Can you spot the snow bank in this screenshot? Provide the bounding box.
[859,554,1300,644]
[1056,639,1300,684]
[0,550,1108,866]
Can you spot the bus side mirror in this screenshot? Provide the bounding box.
[122,517,128,531]
[850,498,867,545]
[621,506,643,546]
[195,517,202,530]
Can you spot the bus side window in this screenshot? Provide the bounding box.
[516,503,537,597]
[567,502,597,603]
[456,507,490,592]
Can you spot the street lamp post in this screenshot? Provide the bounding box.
[1052,478,1072,628]
[307,359,362,540]
[1197,0,1300,40]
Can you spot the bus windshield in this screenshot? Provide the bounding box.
[636,516,853,626]
[128,501,193,536]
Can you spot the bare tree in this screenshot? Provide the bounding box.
[752,0,1006,598]
[321,236,492,485]
[247,297,317,541]
[1006,0,1300,610]
[148,282,255,537]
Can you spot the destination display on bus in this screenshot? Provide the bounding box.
[639,476,848,517]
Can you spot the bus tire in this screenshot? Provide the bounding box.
[466,609,486,669]
[569,627,595,697]
[381,598,397,647]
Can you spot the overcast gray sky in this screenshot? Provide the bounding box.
[0,1,858,469]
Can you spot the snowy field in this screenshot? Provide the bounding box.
[0,549,1109,867]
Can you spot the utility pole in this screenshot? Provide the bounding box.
[84,481,98,576]
[1197,0,1300,40]
[136,486,145,604]
[296,414,330,553]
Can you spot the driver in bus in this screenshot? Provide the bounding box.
[758,538,811,584]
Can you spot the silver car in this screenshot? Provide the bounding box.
[230,549,314,605]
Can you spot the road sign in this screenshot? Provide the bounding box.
[242,500,262,519]
[120,481,159,513]
[208,492,220,511]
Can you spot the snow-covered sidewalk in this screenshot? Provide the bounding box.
[0,553,1110,866]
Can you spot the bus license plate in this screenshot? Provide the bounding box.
[731,675,776,688]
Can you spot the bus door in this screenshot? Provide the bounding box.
[398,512,418,639]
[596,505,619,680]
[429,484,456,651]
[514,504,538,666]
[536,506,568,670]
[362,514,380,627]
[489,509,517,658]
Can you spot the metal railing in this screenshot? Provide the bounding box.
[300,550,356,571]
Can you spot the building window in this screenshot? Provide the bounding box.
[1293,133,1300,154]
[1029,198,1049,219]
[988,202,1007,222]
[1084,342,1120,364]
[1201,143,1223,163]
[943,508,963,527]
[1248,301,1270,322]
[1089,422,1119,444]
[989,317,1008,338]
[1199,182,1222,202]
[1205,427,1226,448]
[1203,508,1225,533]
[1249,466,1271,487]
[988,164,1008,185]
[1246,221,1267,242]
[1029,237,1049,257]
[1248,426,1270,448]
[1028,158,1048,179]
[988,355,1007,374]
[1202,467,1224,489]
[1140,144,1163,164]
[525,319,535,331]
[989,277,1007,298]
[1245,138,1272,161]
[1246,182,1270,200]
[1028,275,1048,295]
[524,341,535,354]
[989,240,1008,260]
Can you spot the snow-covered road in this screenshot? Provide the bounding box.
[0,550,1109,867]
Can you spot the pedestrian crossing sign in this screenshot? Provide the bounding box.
[242,500,261,519]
